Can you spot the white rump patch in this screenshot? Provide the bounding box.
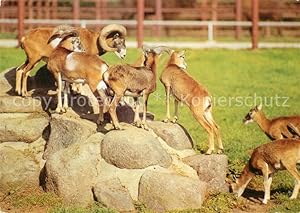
[73,79,85,84]
[97,80,108,91]
[50,37,62,48]
[65,52,77,71]
[274,163,282,169]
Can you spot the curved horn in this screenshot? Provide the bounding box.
[98,24,127,52]
[153,46,173,55]
[51,25,76,36]
[48,30,79,45]
[48,25,78,44]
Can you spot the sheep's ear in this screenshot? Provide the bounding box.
[256,104,262,111]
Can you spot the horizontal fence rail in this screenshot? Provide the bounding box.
[2,19,300,27]
[1,19,300,42]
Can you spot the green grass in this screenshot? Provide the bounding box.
[1,47,299,212]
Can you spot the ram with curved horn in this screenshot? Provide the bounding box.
[46,28,110,124]
[15,24,127,97]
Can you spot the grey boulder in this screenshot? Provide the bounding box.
[138,170,207,212]
[101,127,172,169]
[0,112,49,143]
[148,121,194,150]
[183,154,229,192]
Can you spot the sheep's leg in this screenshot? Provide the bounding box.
[172,99,179,123]
[204,109,223,154]
[21,71,31,96]
[191,107,215,154]
[284,163,300,199]
[133,97,141,127]
[94,89,107,125]
[55,73,64,113]
[15,60,28,95]
[140,91,149,130]
[163,86,171,123]
[63,81,70,111]
[263,175,272,204]
[21,59,40,97]
[109,94,122,130]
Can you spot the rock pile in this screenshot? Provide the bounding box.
[0,67,228,212]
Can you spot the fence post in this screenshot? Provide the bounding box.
[17,0,25,46]
[45,0,50,20]
[211,0,218,38]
[73,0,80,25]
[208,22,214,42]
[235,0,242,40]
[137,0,144,48]
[52,0,58,19]
[252,0,259,49]
[155,0,162,37]
[28,0,33,29]
[101,0,107,20]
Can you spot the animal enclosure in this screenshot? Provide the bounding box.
[1,0,300,43]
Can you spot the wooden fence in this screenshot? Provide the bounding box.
[0,0,299,49]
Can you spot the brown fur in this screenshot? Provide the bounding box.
[231,139,300,204]
[47,33,109,124]
[160,50,223,154]
[16,25,126,97]
[104,47,159,130]
[244,105,300,140]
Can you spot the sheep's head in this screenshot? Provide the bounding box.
[243,104,262,124]
[98,24,127,59]
[140,46,172,67]
[168,50,187,70]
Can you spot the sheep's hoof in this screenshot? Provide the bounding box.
[205,149,214,155]
[63,106,70,112]
[217,149,224,154]
[172,116,178,123]
[97,118,104,125]
[133,120,142,128]
[15,88,21,96]
[163,118,170,123]
[141,123,149,131]
[21,91,30,97]
[55,107,65,114]
[114,124,123,130]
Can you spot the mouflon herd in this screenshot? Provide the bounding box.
[14,24,300,204]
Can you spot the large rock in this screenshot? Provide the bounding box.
[148,121,194,150]
[43,111,97,159]
[44,133,104,206]
[0,67,16,96]
[0,137,47,170]
[0,146,40,193]
[96,159,149,201]
[0,96,44,113]
[101,127,172,169]
[183,154,229,192]
[93,178,135,212]
[0,112,49,143]
[138,170,207,212]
